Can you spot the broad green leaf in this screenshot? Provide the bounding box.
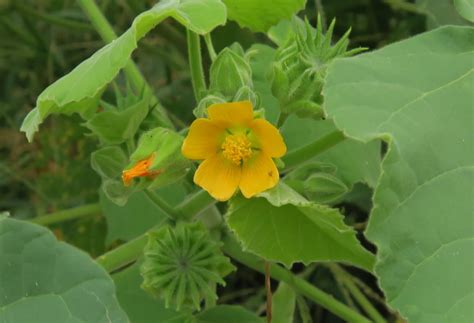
[323,26,474,323]
[113,264,186,323]
[100,184,186,244]
[272,282,296,323]
[195,305,263,323]
[226,184,375,270]
[20,0,227,142]
[223,0,306,32]
[455,0,474,22]
[0,217,128,322]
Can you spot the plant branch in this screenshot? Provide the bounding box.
[265,261,273,323]
[328,264,386,323]
[76,0,174,129]
[222,235,371,323]
[282,130,346,171]
[187,30,207,102]
[30,203,101,226]
[95,189,215,272]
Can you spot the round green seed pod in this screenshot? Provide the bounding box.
[140,222,235,311]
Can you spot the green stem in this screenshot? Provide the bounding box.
[30,203,101,226]
[187,30,206,102]
[77,0,174,129]
[176,189,215,220]
[96,231,150,272]
[14,3,93,31]
[96,190,215,272]
[222,235,371,323]
[329,264,386,323]
[144,190,179,220]
[282,130,346,171]
[203,33,217,61]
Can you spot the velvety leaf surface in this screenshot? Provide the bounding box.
[20,0,227,141]
[223,0,306,32]
[226,184,375,270]
[0,217,128,323]
[323,26,474,323]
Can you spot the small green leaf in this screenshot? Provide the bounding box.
[226,184,375,270]
[223,0,306,32]
[91,146,128,179]
[273,282,296,323]
[454,0,474,22]
[0,217,128,322]
[323,26,474,323]
[20,0,227,141]
[86,97,149,144]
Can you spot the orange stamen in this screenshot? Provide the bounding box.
[122,154,161,186]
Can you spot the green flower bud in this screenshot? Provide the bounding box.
[209,48,253,98]
[141,222,235,311]
[122,128,191,189]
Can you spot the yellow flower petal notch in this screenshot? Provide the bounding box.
[122,153,161,186]
[182,101,287,201]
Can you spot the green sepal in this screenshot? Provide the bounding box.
[193,94,226,118]
[209,47,253,98]
[233,86,259,108]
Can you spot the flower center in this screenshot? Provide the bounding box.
[221,134,252,165]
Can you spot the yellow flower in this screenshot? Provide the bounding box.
[182,101,286,201]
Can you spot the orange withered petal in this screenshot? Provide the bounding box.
[122,154,160,186]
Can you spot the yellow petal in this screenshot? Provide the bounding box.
[239,152,279,198]
[207,101,253,126]
[194,154,241,201]
[182,119,224,160]
[250,119,287,158]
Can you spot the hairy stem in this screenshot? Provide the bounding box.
[187,30,207,102]
[265,261,273,323]
[282,130,346,171]
[222,236,371,323]
[30,203,101,226]
[204,33,217,61]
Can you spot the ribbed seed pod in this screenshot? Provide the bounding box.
[140,222,235,311]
